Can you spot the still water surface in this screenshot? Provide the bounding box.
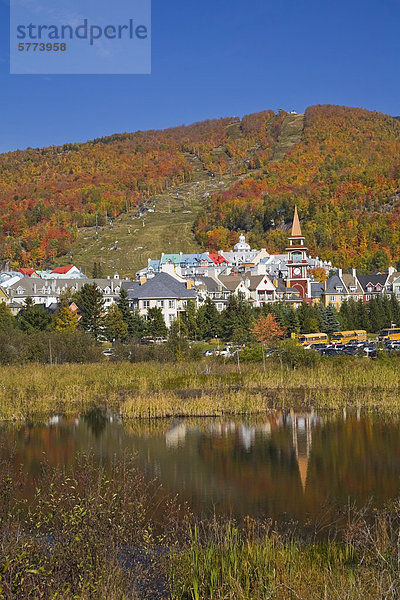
[1,409,400,523]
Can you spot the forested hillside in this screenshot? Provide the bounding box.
[195,105,400,271]
[0,110,281,267]
[1,105,400,271]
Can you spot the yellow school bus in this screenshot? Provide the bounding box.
[297,333,329,347]
[330,330,367,344]
[378,327,400,342]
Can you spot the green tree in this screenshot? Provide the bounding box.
[284,306,300,336]
[196,298,221,341]
[0,302,14,331]
[104,305,129,342]
[17,302,53,333]
[297,303,319,334]
[75,283,105,339]
[368,297,385,333]
[221,294,254,343]
[167,318,189,361]
[181,299,198,340]
[147,307,168,338]
[128,310,147,340]
[389,294,400,327]
[324,305,341,334]
[117,287,130,319]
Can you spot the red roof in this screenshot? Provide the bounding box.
[51,266,74,274]
[19,268,37,277]
[208,253,229,266]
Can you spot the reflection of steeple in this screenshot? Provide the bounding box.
[292,411,313,493]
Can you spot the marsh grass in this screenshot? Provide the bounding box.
[1,357,400,421]
[170,510,400,600]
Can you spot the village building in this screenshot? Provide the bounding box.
[124,272,197,326]
[6,276,127,312]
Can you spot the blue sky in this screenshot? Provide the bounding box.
[0,0,399,153]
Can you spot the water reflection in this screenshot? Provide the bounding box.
[1,409,400,522]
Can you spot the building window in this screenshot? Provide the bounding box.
[169,314,175,323]
[217,303,223,311]
[329,296,336,302]
[157,300,164,308]
[168,300,175,309]
[143,300,150,309]
[365,295,370,301]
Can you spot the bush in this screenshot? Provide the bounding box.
[239,345,264,362]
[276,339,321,369]
[0,330,103,365]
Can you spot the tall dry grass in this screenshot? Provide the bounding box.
[0,357,399,421]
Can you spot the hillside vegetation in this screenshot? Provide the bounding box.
[195,105,400,271]
[1,105,400,273]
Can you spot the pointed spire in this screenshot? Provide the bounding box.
[291,205,303,238]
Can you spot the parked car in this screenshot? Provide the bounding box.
[363,346,377,358]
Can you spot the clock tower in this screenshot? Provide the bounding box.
[286,206,310,300]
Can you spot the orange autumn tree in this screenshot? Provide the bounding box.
[251,314,284,347]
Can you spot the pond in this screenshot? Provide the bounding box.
[1,408,400,524]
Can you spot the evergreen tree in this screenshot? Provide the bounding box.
[17,302,53,332]
[389,294,400,327]
[181,299,198,340]
[368,297,385,333]
[167,318,189,361]
[128,310,147,340]
[221,293,254,343]
[75,283,105,339]
[297,303,319,334]
[117,288,131,324]
[317,305,328,332]
[104,305,129,342]
[0,302,14,331]
[196,298,221,340]
[355,299,370,332]
[339,300,351,330]
[381,295,392,328]
[92,262,98,278]
[324,305,341,334]
[285,306,300,336]
[147,307,168,338]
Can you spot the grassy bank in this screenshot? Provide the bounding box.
[1,455,399,600]
[1,357,400,420]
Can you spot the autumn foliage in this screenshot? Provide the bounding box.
[195,105,400,271]
[251,314,284,346]
[2,105,400,271]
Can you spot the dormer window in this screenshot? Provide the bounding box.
[367,286,373,293]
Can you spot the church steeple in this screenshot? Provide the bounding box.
[291,205,303,238]
[286,206,310,300]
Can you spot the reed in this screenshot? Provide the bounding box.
[1,357,400,421]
